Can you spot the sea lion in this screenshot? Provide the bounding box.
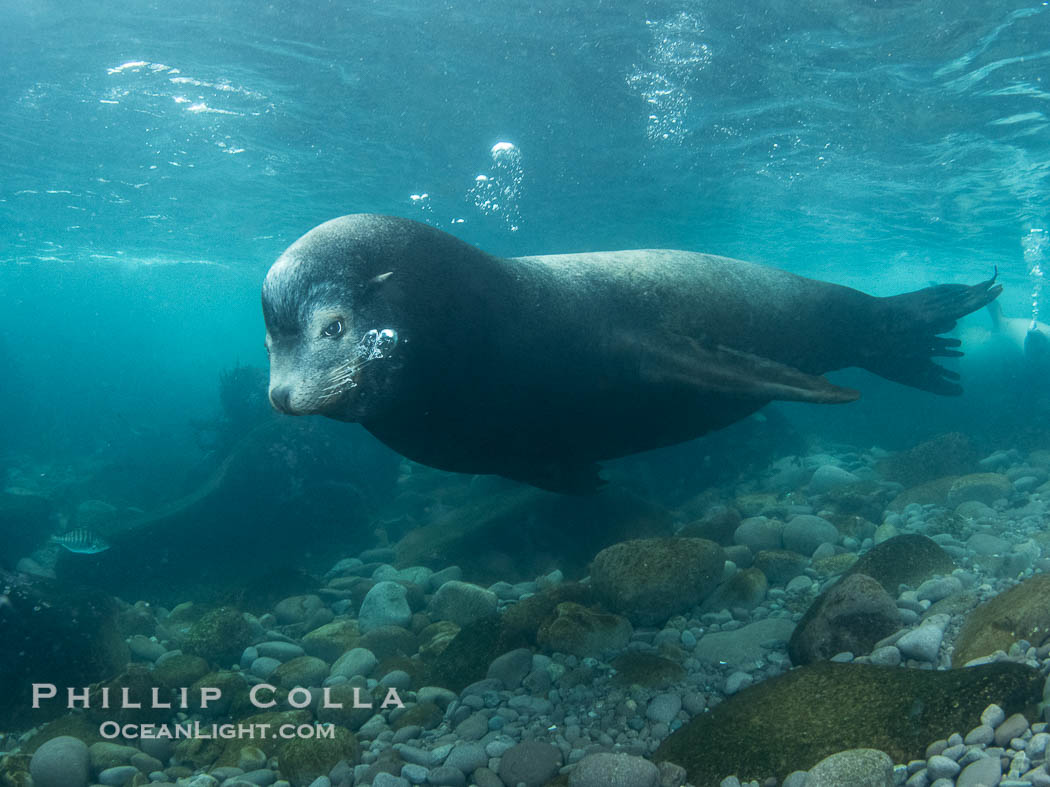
[262,214,1000,493]
[952,302,1050,384]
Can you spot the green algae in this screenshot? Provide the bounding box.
[655,661,1041,786]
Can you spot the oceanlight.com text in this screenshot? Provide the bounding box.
[98,721,335,740]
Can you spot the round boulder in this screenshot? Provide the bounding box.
[782,515,839,557]
[30,735,90,787]
[569,751,659,787]
[498,740,563,787]
[428,581,498,627]
[808,464,860,494]
[788,573,900,665]
[805,748,894,787]
[591,538,725,626]
[272,655,329,689]
[946,473,1013,507]
[537,602,633,657]
[733,517,783,552]
[358,581,411,633]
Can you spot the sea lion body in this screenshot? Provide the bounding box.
[263,214,1000,492]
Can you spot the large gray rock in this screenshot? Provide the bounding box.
[444,741,488,775]
[428,581,498,627]
[30,736,91,787]
[733,517,784,552]
[804,748,894,787]
[808,465,860,494]
[569,752,660,787]
[536,602,633,658]
[486,648,534,689]
[273,594,325,625]
[788,573,900,665]
[498,740,563,787]
[782,515,839,557]
[956,755,1003,787]
[694,617,795,669]
[330,647,378,680]
[359,581,411,633]
[591,538,724,626]
[895,614,949,663]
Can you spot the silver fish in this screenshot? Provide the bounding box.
[50,529,110,554]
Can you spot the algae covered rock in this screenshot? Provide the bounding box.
[315,681,377,730]
[0,752,31,787]
[702,567,768,611]
[952,573,1050,665]
[654,661,1042,785]
[211,710,311,768]
[301,618,359,662]
[846,533,955,594]
[569,751,660,787]
[152,653,210,689]
[753,549,809,585]
[182,606,252,666]
[536,602,633,657]
[805,748,894,787]
[423,615,504,693]
[23,714,105,753]
[877,432,978,486]
[946,473,1013,507]
[190,670,252,717]
[889,477,958,511]
[591,537,724,626]
[500,582,595,648]
[272,655,329,689]
[276,725,360,786]
[428,580,499,627]
[86,665,178,725]
[609,652,686,689]
[788,573,900,665]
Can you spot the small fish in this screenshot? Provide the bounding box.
[50,529,110,554]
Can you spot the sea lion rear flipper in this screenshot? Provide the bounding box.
[863,272,1002,395]
[622,331,860,404]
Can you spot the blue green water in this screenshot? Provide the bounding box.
[1,0,1049,484]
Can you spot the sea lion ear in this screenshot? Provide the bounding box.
[368,271,394,287]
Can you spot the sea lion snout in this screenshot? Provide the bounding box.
[268,385,294,414]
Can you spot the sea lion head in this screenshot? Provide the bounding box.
[262,215,410,422]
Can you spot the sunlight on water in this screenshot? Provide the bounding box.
[625,12,710,143]
[1023,227,1047,324]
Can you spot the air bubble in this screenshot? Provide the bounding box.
[467,142,523,231]
[358,328,399,362]
[1023,227,1047,324]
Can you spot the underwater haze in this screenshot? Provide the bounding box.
[4,1,1050,786]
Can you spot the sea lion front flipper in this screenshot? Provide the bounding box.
[506,460,606,495]
[619,331,860,404]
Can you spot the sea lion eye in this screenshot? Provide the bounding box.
[322,319,344,338]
